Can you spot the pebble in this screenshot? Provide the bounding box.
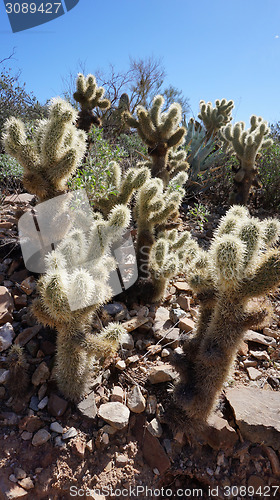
[250,350,270,361]
[116,360,126,371]
[77,391,97,420]
[62,427,78,440]
[147,418,163,438]
[244,330,276,347]
[21,431,33,441]
[170,308,186,323]
[14,468,26,480]
[0,322,15,351]
[148,364,177,384]
[48,393,68,417]
[161,348,171,358]
[29,396,39,412]
[9,474,17,483]
[247,367,262,381]
[179,317,195,332]
[55,436,67,448]
[146,395,157,414]
[31,362,50,386]
[116,454,128,467]
[120,332,134,350]
[127,385,146,413]
[37,396,48,410]
[18,477,34,490]
[98,402,130,429]
[110,386,124,403]
[0,369,9,384]
[50,421,64,434]
[32,429,51,446]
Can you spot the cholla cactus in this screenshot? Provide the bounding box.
[74,73,111,132]
[220,116,273,204]
[123,95,186,185]
[170,206,280,426]
[94,162,150,216]
[133,172,190,301]
[7,345,29,397]
[198,98,234,139]
[32,205,130,401]
[2,98,87,201]
[167,147,189,179]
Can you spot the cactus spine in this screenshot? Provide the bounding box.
[32,205,130,401]
[170,206,280,426]
[123,95,186,185]
[74,73,111,133]
[220,116,273,204]
[2,98,87,201]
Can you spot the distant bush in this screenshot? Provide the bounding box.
[0,154,23,202]
[256,143,280,208]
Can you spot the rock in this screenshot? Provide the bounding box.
[202,413,238,450]
[48,393,68,417]
[77,391,97,420]
[169,308,186,323]
[21,431,33,441]
[0,411,19,426]
[1,480,28,499]
[243,359,258,368]
[54,436,67,448]
[226,387,280,450]
[0,322,15,351]
[50,421,64,433]
[14,294,28,310]
[250,350,270,361]
[154,327,180,349]
[146,395,157,414]
[263,327,279,340]
[32,429,51,446]
[0,369,9,384]
[14,468,26,481]
[263,445,280,477]
[110,386,124,403]
[116,454,128,467]
[122,316,149,332]
[20,276,36,295]
[267,376,280,389]
[173,281,192,292]
[0,287,14,325]
[247,367,262,380]
[147,418,163,438]
[238,340,249,356]
[31,361,50,386]
[29,396,39,411]
[62,427,78,440]
[127,385,146,413]
[9,474,17,483]
[4,193,35,204]
[38,396,48,410]
[179,317,195,332]
[126,354,139,365]
[161,348,171,358]
[147,344,162,355]
[18,477,34,490]
[72,437,86,457]
[120,332,134,350]
[101,424,117,435]
[115,360,126,371]
[143,431,171,474]
[148,364,177,384]
[103,302,125,316]
[19,415,44,433]
[98,402,130,429]
[244,330,276,347]
[14,325,41,347]
[247,475,265,490]
[177,295,191,312]
[153,307,172,333]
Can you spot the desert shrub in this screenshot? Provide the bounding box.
[256,143,280,209]
[0,154,24,202]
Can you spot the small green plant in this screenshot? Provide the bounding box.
[188,203,209,231]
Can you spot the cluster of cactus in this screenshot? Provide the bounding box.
[170,206,280,426]
[32,205,130,401]
[2,98,87,202]
[198,98,234,139]
[73,73,111,133]
[220,116,273,204]
[123,95,187,185]
[107,93,131,135]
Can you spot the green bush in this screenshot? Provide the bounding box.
[0,154,23,181]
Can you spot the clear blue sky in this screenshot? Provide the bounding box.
[0,0,280,126]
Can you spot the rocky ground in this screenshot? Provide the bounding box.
[0,193,280,500]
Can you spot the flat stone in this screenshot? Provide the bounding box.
[14,468,26,480]
[120,332,134,350]
[4,193,35,204]
[247,367,262,380]
[116,360,126,371]
[0,286,14,325]
[77,391,97,420]
[202,413,238,450]
[110,386,124,403]
[32,429,51,446]
[148,364,177,384]
[250,350,270,361]
[48,393,68,417]
[263,327,279,339]
[31,361,50,386]
[98,402,130,429]
[153,307,172,333]
[243,359,258,368]
[122,316,149,332]
[38,396,48,410]
[237,340,249,356]
[244,330,276,347]
[19,415,44,433]
[21,431,33,441]
[0,322,15,351]
[147,418,163,438]
[103,302,125,316]
[226,387,280,450]
[0,369,9,384]
[14,325,41,347]
[18,477,34,490]
[170,308,186,323]
[127,385,146,413]
[50,421,64,434]
[115,454,128,467]
[143,429,171,474]
[20,276,36,296]
[153,327,180,349]
[177,295,191,312]
[173,281,192,292]
[179,317,195,332]
[62,427,78,440]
